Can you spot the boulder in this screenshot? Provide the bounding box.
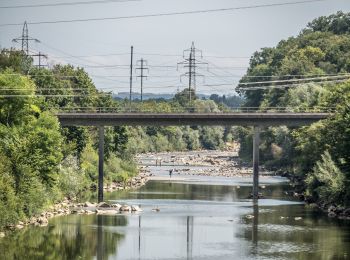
[37,217,48,225]
[84,210,95,215]
[343,208,350,217]
[84,201,95,207]
[97,202,111,208]
[328,211,337,218]
[120,205,131,212]
[328,205,336,213]
[294,217,303,221]
[96,209,118,215]
[30,217,37,225]
[0,232,5,238]
[131,205,143,212]
[16,224,24,229]
[111,203,122,209]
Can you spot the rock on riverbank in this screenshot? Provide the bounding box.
[5,172,150,232]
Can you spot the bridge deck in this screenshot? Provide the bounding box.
[57,112,329,127]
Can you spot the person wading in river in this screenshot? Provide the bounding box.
[169,168,174,178]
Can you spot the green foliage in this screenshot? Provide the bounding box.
[0,155,21,228]
[0,46,235,231]
[0,49,32,74]
[239,11,350,206]
[306,11,350,35]
[306,151,345,204]
[57,156,90,199]
[199,126,224,150]
[0,70,38,125]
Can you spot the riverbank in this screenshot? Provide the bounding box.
[278,171,350,220]
[0,171,150,237]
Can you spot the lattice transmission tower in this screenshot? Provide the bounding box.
[12,21,40,56]
[177,42,207,104]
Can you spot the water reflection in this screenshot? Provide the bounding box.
[0,215,127,260]
[252,199,259,252]
[187,216,193,260]
[1,180,350,259]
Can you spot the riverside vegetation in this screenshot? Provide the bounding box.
[1,10,350,233]
[237,11,350,216]
[0,50,236,231]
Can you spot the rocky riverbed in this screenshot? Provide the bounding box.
[137,150,274,177]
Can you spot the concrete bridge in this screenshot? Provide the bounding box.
[57,112,329,202]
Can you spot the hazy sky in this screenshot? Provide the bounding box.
[0,0,349,95]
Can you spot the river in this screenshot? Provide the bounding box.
[1,152,350,260]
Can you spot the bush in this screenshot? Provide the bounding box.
[306,151,345,204]
[0,171,20,229]
[58,156,90,199]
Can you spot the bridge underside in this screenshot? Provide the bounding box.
[57,112,329,202]
[57,112,328,127]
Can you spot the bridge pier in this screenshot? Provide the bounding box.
[253,126,260,199]
[98,126,104,203]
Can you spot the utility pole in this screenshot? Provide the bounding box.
[177,42,207,106]
[12,21,40,56]
[31,52,48,68]
[136,58,149,102]
[129,46,134,109]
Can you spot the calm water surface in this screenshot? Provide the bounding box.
[1,162,350,260]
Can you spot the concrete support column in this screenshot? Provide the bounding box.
[98,126,104,203]
[253,126,260,199]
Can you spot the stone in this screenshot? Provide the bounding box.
[131,205,143,212]
[120,205,131,212]
[307,203,318,209]
[294,217,303,221]
[84,210,95,215]
[37,217,48,225]
[0,232,5,238]
[111,203,122,209]
[328,211,337,218]
[245,215,254,219]
[96,209,118,215]
[84,201,95,207]
[328,205,336,213]
[343,208,350,217]
[98,202,111,208]
[30,217,37,225]
[16,224,24,229]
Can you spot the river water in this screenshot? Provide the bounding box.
[1,153,350,260]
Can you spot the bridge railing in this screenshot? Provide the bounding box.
[52,106,336,114]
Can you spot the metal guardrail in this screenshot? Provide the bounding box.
[52,106,335,114]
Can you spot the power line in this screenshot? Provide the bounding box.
[238,74,350,86]
[0,0,139,9]
[0,94,112,97]
[0,0,330,27]
[237,79,350,90]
